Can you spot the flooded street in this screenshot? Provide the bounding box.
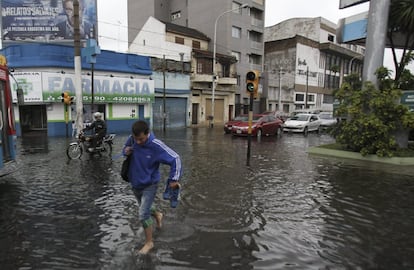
[1,128,414,269]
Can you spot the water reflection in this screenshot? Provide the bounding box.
[0,129,413,269]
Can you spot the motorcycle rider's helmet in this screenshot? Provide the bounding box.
[94,112,102,120]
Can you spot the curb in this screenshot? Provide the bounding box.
[307,146,414,166]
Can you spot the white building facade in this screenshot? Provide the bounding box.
[264,17,365,113]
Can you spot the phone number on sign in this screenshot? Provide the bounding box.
[82,96,152,103]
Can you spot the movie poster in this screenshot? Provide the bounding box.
[1,0,97,43]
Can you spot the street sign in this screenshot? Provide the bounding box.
[401,90,414,111]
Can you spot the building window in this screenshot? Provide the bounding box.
[232,26,241,38]
[231,51,241,62]
[248,54,261,65]
[353,45,357,51]
[295,93,304,102]
[323,94,334,104]
[175,36,184,44]
[196,58,212,74]
[307,94,315,103]
[171,11,181,21]
[192,40,200,49]
[197,63,203,73]
[328,34,334,42]
[183,62,191,73]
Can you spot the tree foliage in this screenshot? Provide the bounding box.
[331,69,414,157]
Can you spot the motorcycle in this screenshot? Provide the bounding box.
[66,132,116,159]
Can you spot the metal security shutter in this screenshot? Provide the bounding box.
[153,97,187,129]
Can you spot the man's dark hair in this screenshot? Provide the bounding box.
[132,120,149,136]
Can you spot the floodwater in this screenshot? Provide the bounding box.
[1,128,414,270]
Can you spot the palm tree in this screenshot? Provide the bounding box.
[388,0,414,84]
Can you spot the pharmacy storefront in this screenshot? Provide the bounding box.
[11,70,154,137]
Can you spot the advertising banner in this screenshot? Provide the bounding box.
[10,71,155,104]
[10,72,43,103]
[339,0,369,9]
[2,0,97,43]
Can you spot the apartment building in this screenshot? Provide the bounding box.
[264,17,365,113]
[127,0,266,122]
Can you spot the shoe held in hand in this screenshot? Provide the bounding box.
[170,182,181,208]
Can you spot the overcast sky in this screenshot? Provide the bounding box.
[97,0,402,73]
[264,0,369,27]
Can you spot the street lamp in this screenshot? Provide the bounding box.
[8,71,24,105]
[348,56,363,75]
[211,3,248,128]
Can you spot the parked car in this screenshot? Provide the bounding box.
[283,113,321,136]
[231,114,283,137]
[224,115,248,134]
[291,108,323,117]
[318,112,337,130]
[262,110,290,122]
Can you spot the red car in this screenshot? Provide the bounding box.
[262,110,289,122]
[224,115,248,134]
[231,114,283,137]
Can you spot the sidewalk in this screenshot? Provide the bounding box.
[307,146,414,166]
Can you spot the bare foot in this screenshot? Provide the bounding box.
[138,241,154,255]
[154,212,163,229]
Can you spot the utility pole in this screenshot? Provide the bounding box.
[362,0,391,87]
[163,54,166,132]
[278,68,283,111]
[212,3,249,128]
[246,91,254,166]
[73,0,83,136]
[305,66,309,109]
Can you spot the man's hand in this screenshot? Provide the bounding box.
[170,181,180,189]
[124,146,133,156]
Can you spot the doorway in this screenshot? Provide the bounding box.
[19,105,47,135]
[192,103,199,124]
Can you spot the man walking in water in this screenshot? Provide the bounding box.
[123,120,182,254]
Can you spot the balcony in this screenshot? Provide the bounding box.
[250,40,262,50]
[191,73,237,85]
[191,74,213,83]
[218,77,237,85]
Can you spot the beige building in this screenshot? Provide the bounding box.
[127,0,266,122]
[163,22,239,126]
[129,16,238,127]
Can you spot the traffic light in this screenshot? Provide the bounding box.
[246,70,259,98]
[62,92,73,105]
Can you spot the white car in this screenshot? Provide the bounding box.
[283,113,321,135]
[318,112,337,129]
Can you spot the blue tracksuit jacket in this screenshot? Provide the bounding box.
[123,133,181,189]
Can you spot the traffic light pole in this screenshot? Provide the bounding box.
[246,92,254,166]
[245,70,259,166]
[64,104,69,138]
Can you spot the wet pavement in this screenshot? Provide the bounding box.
[1,128,414,270]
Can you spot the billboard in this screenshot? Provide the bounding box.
[339,0,370,9]
[337,12,368,44]
[1,0,97,43]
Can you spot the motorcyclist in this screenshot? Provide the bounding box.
[82,112,107,152]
